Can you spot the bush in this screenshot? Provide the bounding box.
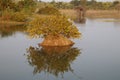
[1,9,14,21]
[0,11,2,17]
[11,11,28,22]
[27,15,80,39]
[1,9,28,22]
[37,6,61,15]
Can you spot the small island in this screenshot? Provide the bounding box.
[27,6,81,46]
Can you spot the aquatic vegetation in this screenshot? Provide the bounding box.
[27,15,80,38]
[1,9,28,22]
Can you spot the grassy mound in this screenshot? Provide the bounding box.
[40,35,74,46]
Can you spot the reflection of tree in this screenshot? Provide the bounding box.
[0,25,26,38]
[26,46,81,77]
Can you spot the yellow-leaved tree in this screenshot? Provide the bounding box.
[27,7,81,46]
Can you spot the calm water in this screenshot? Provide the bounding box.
[0,19,120,80]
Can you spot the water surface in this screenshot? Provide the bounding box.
[0,19,120,80]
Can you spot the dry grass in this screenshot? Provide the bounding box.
[60,9,77,20]
[60,9,120,19]
[86,10,120,18]
[0,20,25,26]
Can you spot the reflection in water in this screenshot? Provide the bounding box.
[0,25,26,38]
[113,21,120,31]
[26,46,81,78]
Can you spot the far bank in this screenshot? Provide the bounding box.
[60,9,120,19]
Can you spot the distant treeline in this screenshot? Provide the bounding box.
[0,0,36,22]
[0,0,120,12]
[46,0,120,10]
[0,0,36,11]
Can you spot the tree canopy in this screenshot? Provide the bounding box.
[0,0,14,10]
[27,15,80,39]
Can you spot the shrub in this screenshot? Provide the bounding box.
[37,6,61,15]
[27,46,80,75]
[27,15,80,39]
[1,9,14,21]
[11,11,28,22]
[1,9,28,22]
[27,7,81,46]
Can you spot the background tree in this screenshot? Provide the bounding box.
[70,0,80,6]
[50,0,55,4]
[18,0,36,8]
[0,0,13,10]
[113,0,119,5]
[15,0,37,15]
[80,0,87,8]
[114,0,120,2]
[115,3,120,12]
[36,6,61,15]
[27,15,80,38]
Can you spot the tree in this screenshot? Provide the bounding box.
[115,3,120,12]
[17,0,36,9]
[91,0,96,9]
[27,15,81,46]
[50,0,55,4]
[80,0,87,8]
[0,25,26,38]
[70,0,80,6]
[37,6,60,15]
[113,0,119,5]
[114,0,120,2]
[0,0,13,10]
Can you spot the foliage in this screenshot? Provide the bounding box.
[1,9,14,20]
[0,25,26,38]
[1,8,27,22]
[27,15,80,39]
[11,11,28,22]
[0,0,13,10]
[0,0,37,12]
[115,3,120,12]
[113,1,120,5]
[0,0,35,21]
[0,0,120,12]
[54,2,74,9]
[70,0,80,6]
[41,0,119,10]
[37,6,61,15]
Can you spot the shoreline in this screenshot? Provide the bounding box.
[60,9,120,19]
[0,9,120,26]
[0,20,25,26]
[86,10,120,18]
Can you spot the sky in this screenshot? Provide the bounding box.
[40,0,114,2]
